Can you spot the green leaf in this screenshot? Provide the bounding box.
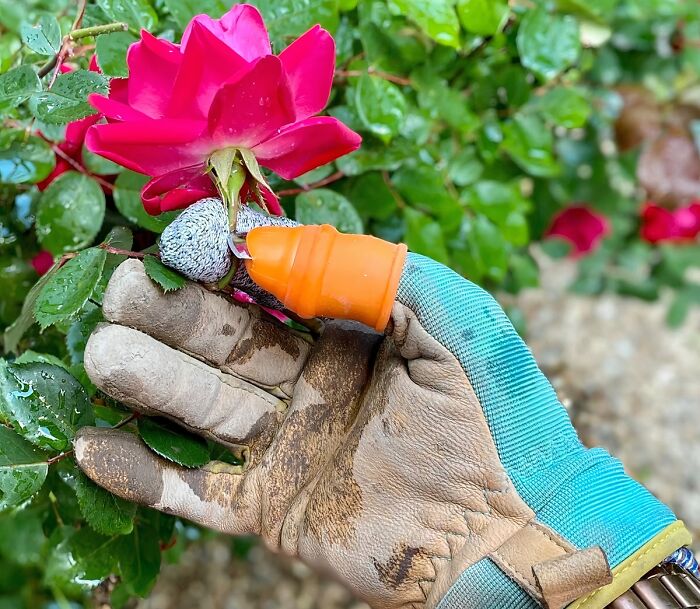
[392,164,462,230]
[66,305,102,366]
[34,247,107,330]
[450,215,509,283]
[532,87,592,128]
[0,426,48,512]
[387,0,460,48]
[295,189,364,233]
[344,172,398,220]
[3,263,59,353]
[404,207,449,264]
[456,0,509,35]
[113,170,178,233]
[412,67,480,133]
[334,139,413,176]
[14,350,68,370]
[36,172,106,254]
[45,527,122,595]
[20,14,61,56]
[448,148,483,186]
[0,66,41,112]
[516,7,581,81]
[143,255,186,292]
[0,360,93,452]
[251,0,339,39]
[139,417,210,468]
[0,506,46,565]
[163,0,226,29]
[92,227,133,305]
[97,0,157,31]
[116,519,161,596]
[75,472,136,536]
[354,74,407,143]
[502,114,560,177]
[30,70,109,124]
[0,133,54,184]
[95,31,137,78]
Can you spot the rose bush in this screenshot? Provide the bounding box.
[1,1,700,607]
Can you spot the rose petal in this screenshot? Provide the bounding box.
[85,119,209,175]
[108,78,129,104]
[208,55,295,149]
[279,25,335,120]
[88,92,150,123]
[252,116,362,179]
[546,205,610,256]
[182,5,270,61]
[141,165,217,215]
[126,30,182,118]
[62,112,101,156]
[167,20,249,120]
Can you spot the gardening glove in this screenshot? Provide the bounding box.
[75,226,691,609]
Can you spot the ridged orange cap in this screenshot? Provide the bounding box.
[244,225,407,332]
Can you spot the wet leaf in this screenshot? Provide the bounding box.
[388,0,460,48]
[457,0,508,36]
[20,14,61,56]
[354,74,406,143]
[0,360,94,452]
[36,172,106,254]
[517,7,580,81]
[0,426,48,511]
[75,471,137,536]
[143,255,186,292]
[30,70,108,124]
[295,189,364,233]
[139,417,210,468]
[0,66,41,113]
[34,247,107,329]
[533,87,592,128]
[502,114,560,177]
[95,31,137,78]
[97,0,158,31]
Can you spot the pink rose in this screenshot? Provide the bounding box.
[86,4,361,215]
[545,205,610,256]
[640,202,700,243]
[37,58,103,191]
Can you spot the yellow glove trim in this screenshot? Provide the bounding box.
[569,520,692,609]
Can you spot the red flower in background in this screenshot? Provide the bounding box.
[30,250,55,275]
[37,58,104,191]
[640,202,700,243]
[545,205,610,256]
[86,3,361,216]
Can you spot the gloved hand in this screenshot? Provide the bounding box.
[75,229,690,609]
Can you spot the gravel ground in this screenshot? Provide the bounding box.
[138,255,700,609]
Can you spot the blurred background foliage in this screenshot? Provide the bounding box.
[1,0,700,607]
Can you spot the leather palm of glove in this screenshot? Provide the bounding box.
[76,253,690,609]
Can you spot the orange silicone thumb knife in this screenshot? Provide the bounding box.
[244,224,408,332]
